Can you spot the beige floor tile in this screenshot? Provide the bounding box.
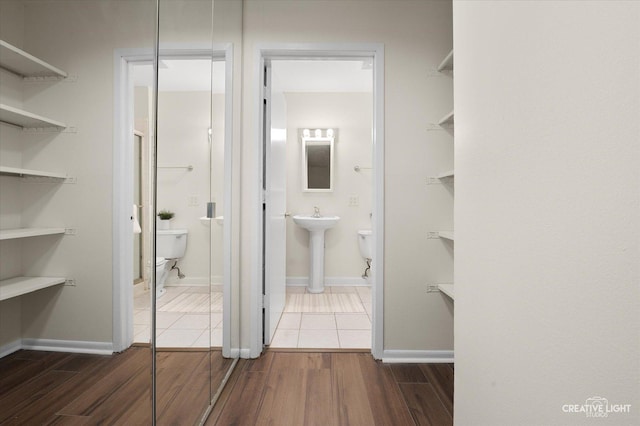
[170,313,210,330]
[134,310,151,325]
[300,313,336,330]
[133,325,150,343]
[277,313,301,329]
[327,286,357,293]
[356,286,372,300]
[335,313,371,330]
[298,330,339,349]
[156,311,184,329]
[270,329,299,348]
[156,329,203,348]
[338,330,371,349]
[210,312,223,328]
[192,330,210,348]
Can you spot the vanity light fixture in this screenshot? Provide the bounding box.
[314,129,322,138]
[303,128,310,138]
[326,128,334,138]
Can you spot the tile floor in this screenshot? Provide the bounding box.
[133,286,223,348]
[269,286,372,349]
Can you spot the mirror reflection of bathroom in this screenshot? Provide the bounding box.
[267,59,374,350]
[132,57,225,350]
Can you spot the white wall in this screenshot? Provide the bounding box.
[156,91,225,285]
[454,1,640,424]
[0,0,156,347]
[241,0,454,352]
[283,92,373,281]
[0,0,25,353]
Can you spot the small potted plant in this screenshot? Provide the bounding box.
[157,209,174,230]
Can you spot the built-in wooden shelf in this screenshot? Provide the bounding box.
[437,49,453,72]
[438,283,455,300]
[437,169,455,179]
[0,40,67,78]
[0,103,66,129]
[0,166,66,179]
[439,231,454,241]
[0,276,65,301]
[438,110,454,127]
[0,228,66,241]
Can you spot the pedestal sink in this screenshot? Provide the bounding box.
[293,214,340,293]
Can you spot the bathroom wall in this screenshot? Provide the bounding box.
[283,92,373,282]
[156,91,226,286]
[454,1,640,424]
[240,0,454,353]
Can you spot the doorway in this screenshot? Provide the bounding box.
[253,44,385,359]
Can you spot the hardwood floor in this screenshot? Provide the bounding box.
[207,351,454,426]
[0,349,453,425]
[0,347,233,425]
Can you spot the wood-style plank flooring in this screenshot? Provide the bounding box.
[207,351,454,426]
[0,347,233,425]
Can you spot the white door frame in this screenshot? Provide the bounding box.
[250,43,385,359]
[113,45,235,355]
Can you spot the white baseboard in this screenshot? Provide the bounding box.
[286,276,370,286]
[21,338,113,355]
[239,348,253,359]
[0,339,22,358]
[382,349,454,363]
[226,347,240,358]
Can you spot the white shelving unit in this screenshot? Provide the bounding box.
[0,103,66,129]
[0,166,66,179]
[438,110,454,127]
[0,276,65,301]
[0,40,70,311]
[438,283,455,300]
[434,49,455,304]
[437,49,453,72]
[0,40,67,78]
[0,228,66,241]
[437,169,455,179]
[439,231,454,241]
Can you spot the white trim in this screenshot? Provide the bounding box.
[252,43,385,360]
[114,48,150,353]
[371,45,385,361]
[221,44,234,359]
[114,45,234,357]
[0,339,22,358]
[21,338,114,355]
[227,347,241,358]
[286,276,370,286]
[382,350,454,364]
[240,348,253,359]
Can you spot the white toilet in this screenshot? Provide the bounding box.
[357,230,373,281]
[155,229,188,298]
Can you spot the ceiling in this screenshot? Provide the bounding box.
[134,59,372,93]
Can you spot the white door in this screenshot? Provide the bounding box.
[263,61,287,345]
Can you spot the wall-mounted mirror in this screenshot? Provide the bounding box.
[301,128,335,192]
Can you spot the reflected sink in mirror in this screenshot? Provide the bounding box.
[292,214,340,231]
[292,214,340,293]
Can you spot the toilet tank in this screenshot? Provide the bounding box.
[156,229,188,259]
[357,230,373,260]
